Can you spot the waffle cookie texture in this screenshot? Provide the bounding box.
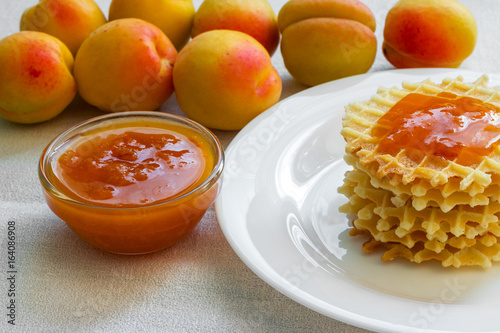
[339,75,500,268]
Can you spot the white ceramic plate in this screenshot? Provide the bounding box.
[215,69,500,333]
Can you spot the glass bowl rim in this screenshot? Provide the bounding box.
[38,111,225,210]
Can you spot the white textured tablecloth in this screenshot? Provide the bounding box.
[1,1,499,332]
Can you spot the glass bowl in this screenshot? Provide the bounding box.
[39,111,224,254]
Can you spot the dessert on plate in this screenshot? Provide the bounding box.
[339,75,500,268]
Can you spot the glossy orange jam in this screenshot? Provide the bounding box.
[373,92,500,165]
[52,124,212,207]
[41,116,221,254]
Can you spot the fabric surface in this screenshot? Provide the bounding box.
[0,1,498,332]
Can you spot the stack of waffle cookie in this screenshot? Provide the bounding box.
[339,75,500,268]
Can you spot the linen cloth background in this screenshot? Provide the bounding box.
[1,0,499,332]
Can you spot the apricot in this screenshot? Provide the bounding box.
[278,0,376,86]
[108,0,195,51]
[278,0,376,33]
[0,31,76,124]
[20,0,107,56]
[74,19,177,112]
[383,0,477,68]
[191,0,280,56]
[173,30,282,131]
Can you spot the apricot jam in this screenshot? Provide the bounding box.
[373,92,500,165]
[39,112,223,254]
[52,125,212,207]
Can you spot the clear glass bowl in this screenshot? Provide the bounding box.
[39,111,224,254]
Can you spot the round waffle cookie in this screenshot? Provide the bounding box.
[357,232,500,269]
[339,75,500,268]
[344,152,500,212]
[341,75,500,194]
